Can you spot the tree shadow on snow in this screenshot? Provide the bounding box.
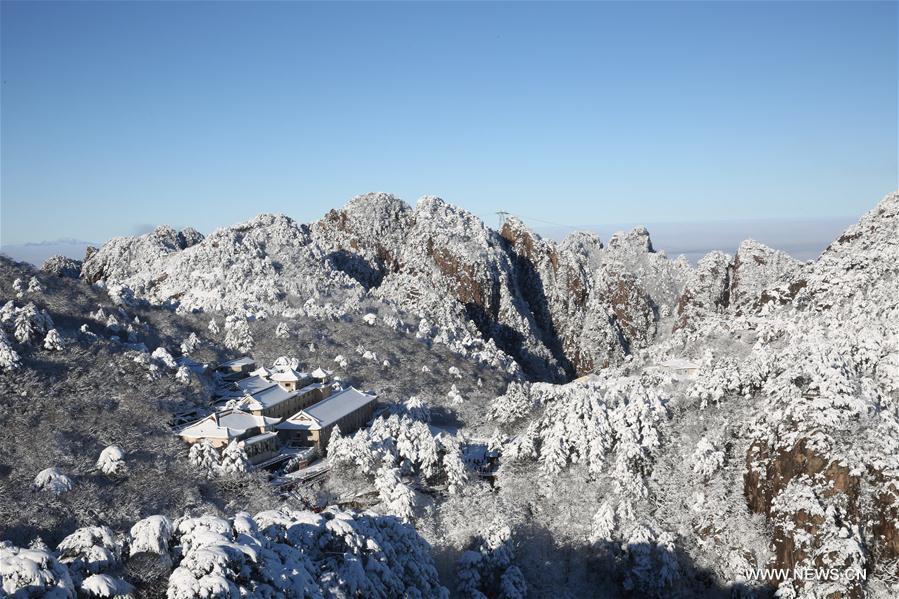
[513,524,775,598]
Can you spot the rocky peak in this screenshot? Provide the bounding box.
[312,193,413,287]
[148,225,204,251]
[759,191,899,315]
[40,255,83,279]
[729,239,801,313]
[559,231,603,262]
[178,227,205,249]
[607,226,654,253]
[675,250,732,329]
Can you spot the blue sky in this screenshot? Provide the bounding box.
[1,1,896,246]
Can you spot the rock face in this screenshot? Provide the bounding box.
[81,191,848,381]
[729,239,802,312]
[737,192,899,597]
[41,255,82,278]
[81,225,205,284]
[311,192,413,288]
[675,251,732,329]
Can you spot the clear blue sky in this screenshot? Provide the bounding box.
[1,1,896,246]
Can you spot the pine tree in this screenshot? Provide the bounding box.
[188,440,222,476]
[448,384,464,405]
[0,331,22,371]
[179,332,200,355]
[590,502,616,543]
[0,300,16,324]
[14,310,36,345]
[96,445,127,475]
[224,316,254,352]
[219,440,250,474]
[374,463,415,521]
[43,329,64,351]
[438,435,468,494]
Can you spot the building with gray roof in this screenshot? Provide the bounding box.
[276,387,377,452]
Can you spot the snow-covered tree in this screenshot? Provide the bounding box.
[0,331,22,371]
[590,502,616,543]
[455,523,524,599]
[164,507,447,597]
[179,332,200,355]
[207,318,220,335]
[12,278,25,297]
[129,515,173,556]
[43,328,64,351]
[273,355,300,370]
[188,440,221,476]
[96,446,127,475]
[274,321,291,338]
[375,463,416,521]
[0,300,16,323]
[690,437,725,479]
[224,316,255,352]
[14,310,36,345]
[0,541,75,596]
[56,525,122,581]
[80,573,133,598]
[33,467,74,494]
[27,276,42,293]
[438,435,469,494]
[448,384,464,405]
[151,347,177,370]
[175,365,191,384]
[219,440,249,474]
[404,395,431,423]
[488,381,534,424]
[500,566,527,599]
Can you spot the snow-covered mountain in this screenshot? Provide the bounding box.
[80,192,809,383]
[2,191,896,598]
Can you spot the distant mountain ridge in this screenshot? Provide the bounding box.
[0,238,97,266]
[77,192,891,382]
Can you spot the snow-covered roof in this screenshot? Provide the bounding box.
[239,384,300,410]
[270,368,308,383]
[219,357,255,368]
[310,367,331,379]
[179,409,279,441]
[236,375,276,394]
[277,387,377,431]
[249,366,274,378]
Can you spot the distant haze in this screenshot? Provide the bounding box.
[536,216,855,264]
[0,239,94,266]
